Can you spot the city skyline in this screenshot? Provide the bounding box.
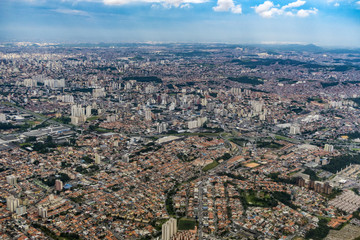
[1,0,360,47]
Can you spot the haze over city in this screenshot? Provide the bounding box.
[1,0,360,46]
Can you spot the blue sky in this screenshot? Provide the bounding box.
[0,0,359,47]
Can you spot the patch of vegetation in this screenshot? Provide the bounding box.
[243,190,277,208]
[305,219,330,240]
[268,172,297,185]
[272,191,297,209]
[32,223,81,240]
[322,154,360,173]
[122,76,162,83]
[230,138,248,146]
[257,141,284,149]
[69,195,84,204]
[178,218,196,230]
[228,76,264,85]
[347,132,360,139]
[202,160,219,172]
[303,168,320,181]
[40,173,70,187]
[321,82,339,88]
[55,116,71,124]
[165,182,180,216]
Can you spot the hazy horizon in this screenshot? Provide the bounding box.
[1,0,360,47]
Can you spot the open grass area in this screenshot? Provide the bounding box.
[275,135,293,141]
[178,218,196,230]
[87,116,100,121]
[202,160,219,172]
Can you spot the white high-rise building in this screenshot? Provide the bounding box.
[0,113,6,122]
[145,109,152,121]
[324,144,334,152]
[157,122,168,134]
[71,105,85,117]
[6,175,17,185]
[231,87,242,95]
[6,196,20,212]
[95,153,101,164]
[162,218,177,240]
[289,125,301,135]
[38,206,48,218]
[86,105,92,117]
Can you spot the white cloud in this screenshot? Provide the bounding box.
[253,0,318,18]
[213,0,242,14]
[253,1,282,18]
[356,1,360,5]
[103,0,207,7]
[296,8,318,17]
[53,8,90,16]
[334,2,340,6]
[231,4,242,14]
[282,0,305,10]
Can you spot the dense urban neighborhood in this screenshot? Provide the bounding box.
[1,42,360,240]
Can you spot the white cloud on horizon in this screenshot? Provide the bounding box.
[102,0,208,7]
[253,0,318,18]
[213,0,242,14]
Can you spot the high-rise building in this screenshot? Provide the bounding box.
[6,196,20,212]
[145,109,152,121]
[95,153,101,164]
[162,218,177,240]
[157,122,168,134]
[16,206,27,216]
[289,125,301,135]
[324,144,334,152]
[324,182,332,194]
[38,206,48,218]
[55,179,63,192]
[297,177,306,187]
[6,175,17,185]
[0,113,6,122]
[86,105,92,117]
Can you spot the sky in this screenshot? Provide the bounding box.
[0,0,360,47]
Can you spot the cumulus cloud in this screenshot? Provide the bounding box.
[213,0,242,14]
[296,8,318,17]
[253,0,318,18]
[103,0,207,7]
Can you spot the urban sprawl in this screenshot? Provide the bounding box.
[1,43,360,240]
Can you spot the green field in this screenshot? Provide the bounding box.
[178,218,196,230]
[202,160,219,172]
